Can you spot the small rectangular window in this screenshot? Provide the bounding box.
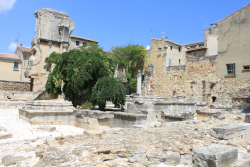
[158,48,162,51]
[178,47,181,52]
[76,41,79,46]
[14,62,18,70]
[243,65,250,70]
[170,46,173,50]
[226,63,235,75]
[169,59,172,66]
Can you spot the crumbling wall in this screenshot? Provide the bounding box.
[142,55,250,110]
[0,80,31,91]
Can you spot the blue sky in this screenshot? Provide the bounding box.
[0,0,249,53]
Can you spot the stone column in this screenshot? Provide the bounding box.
[137,70,142,95]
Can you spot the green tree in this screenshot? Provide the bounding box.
[91,76,126,111]
[112,44,146,91]
[44,43,125,109]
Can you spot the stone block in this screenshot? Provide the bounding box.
[1,155,25,166]
[244,114,250,123]
[161,109,194,121]
[111,112,147,128]
[210,123,250,144]
[180,154,192,166]
[0,132,12,139]
[193,144,238,167]
[36,126,56,132]
[78,110,114,119]
[19,109,74,125]
[238,153,250,167]
[164,151,181,165]
[196,109,226,120]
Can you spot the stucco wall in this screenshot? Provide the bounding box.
[0,59,21,81]
[70,38,90,50]
[217,4,250,79]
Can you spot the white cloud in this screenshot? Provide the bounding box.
[8,42,18,52]
[0,0,17,13]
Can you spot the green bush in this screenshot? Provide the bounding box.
[91,77,125,111]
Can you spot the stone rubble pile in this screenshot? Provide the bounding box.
[1,112,250,166]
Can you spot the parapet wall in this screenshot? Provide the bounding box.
[0,80,31,91]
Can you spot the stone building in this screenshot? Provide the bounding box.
[25,8,98,92]
[216,4,250,79]
[143,33,186,75]
[15,46,32,82]
[70,35,97,50]
[142,4,250,110]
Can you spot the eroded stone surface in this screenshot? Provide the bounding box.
[193,144,238,167]
[0,132,12,139]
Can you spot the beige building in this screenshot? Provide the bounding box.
[15,46,32,82]
[70,35,98,50]
[0,53,22,81]
[216,4,250,79]
[143,33,186,75]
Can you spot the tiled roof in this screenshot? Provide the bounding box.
[0,53,20,60]
[183,41,204,46]
[70,35,98,43]
[17,46,32,52]
[216,4,250,23]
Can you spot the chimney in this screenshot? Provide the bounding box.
[210,24,214,35]
[165,37,168,41]
[162,32,165,40]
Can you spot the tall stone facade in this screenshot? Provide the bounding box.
[25,8,75,92]
[25,8,98,93]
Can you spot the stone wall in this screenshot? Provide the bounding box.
[142,55,250,109]
[0,80,30,91]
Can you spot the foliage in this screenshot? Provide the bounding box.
[81,101,94,110]
[128,78,137,91]
[44,43,115,105]
[91,76,125,111]
[112,44,146,90]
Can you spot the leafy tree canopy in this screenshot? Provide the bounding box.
[44,43,117,106]
[91,76,125,111]
[112,44,146,91]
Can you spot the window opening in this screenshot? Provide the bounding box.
[226,63,235,75]
[170,46,173,50]
[14,62,18,70]
[76,41,79,46]
[243,65,250,70]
